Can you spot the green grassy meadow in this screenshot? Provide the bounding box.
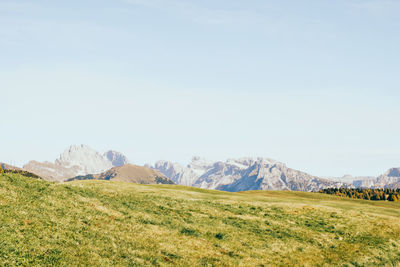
[1,172,400,266]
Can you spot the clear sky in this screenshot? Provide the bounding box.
[1,0,400,177]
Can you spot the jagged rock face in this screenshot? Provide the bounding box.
[152,157,349,192]
[56,145,113,175]
[104,150,129,167]
[346,168,400,189]
[154,157,210,186]
[373,168,400,189]
[352,179,377,188]
[23,145,129,182]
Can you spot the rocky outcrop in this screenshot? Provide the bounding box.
[372,168,400,189]
[153,157,211,186]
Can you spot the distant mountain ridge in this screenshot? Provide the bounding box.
[14,144,400,190]
[327,169,400,189]
[23,145,129,182]
[67,164,174,185]
[151,157,350,192]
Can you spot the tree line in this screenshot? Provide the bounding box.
[319,188,400,202]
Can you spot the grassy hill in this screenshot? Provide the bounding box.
[1,172,400,266]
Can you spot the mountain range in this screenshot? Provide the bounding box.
[4,144,399,191]
[150,157,349,192]
[151,157,400,190]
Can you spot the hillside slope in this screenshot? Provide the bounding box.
[1,173,400,266]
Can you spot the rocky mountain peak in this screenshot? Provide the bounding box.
[55,144,112,175]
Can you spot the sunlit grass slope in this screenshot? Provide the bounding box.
[1,173,400,266]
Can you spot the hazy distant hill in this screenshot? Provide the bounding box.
[23,145,129,182]
[67,164,174,185]
[152,157,350,192]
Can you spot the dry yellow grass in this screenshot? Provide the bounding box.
[1,172,400,266]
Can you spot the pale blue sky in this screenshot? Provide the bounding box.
[1,0,400,177]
